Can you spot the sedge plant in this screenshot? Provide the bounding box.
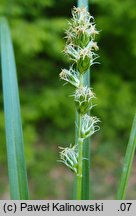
[59,7,100,200]
[59,6,136,200]
[0,3,135,201]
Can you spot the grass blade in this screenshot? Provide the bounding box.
[0,17,29,200]
[116,114,136,199]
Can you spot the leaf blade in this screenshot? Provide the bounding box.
[116,114,136,200]
[0,17,29,200]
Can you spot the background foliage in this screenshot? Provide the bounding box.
[0,0,135,199]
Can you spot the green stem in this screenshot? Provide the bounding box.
[77,114,83,199]
[77,0,90,200]
[80,74,83,87]
[78,0,88,9]
[76,74,84,200]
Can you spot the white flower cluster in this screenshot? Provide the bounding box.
[66,7,99,47]
[58,145,78,173]
[60,68,80,88]
[80,115,100,139]
[74,86,95,114]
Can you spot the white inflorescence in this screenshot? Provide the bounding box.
[59,6,100,173]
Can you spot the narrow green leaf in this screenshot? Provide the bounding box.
[116,114,136,200]
[0,17,29,200]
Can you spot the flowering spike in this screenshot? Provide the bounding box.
[59,7,100,199]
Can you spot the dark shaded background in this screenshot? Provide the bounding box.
[0,0,136,199]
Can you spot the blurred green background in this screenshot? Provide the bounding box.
[0,0,136,199]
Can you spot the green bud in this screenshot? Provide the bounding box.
[76,41,99,73]
[77,32,90,47]
[77,54,91,74]
[74,28,90,47]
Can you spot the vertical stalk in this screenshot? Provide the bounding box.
[77,0,90,200]
[78,0,88,10]
[76,74,83,199]
[77,114,83,199]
